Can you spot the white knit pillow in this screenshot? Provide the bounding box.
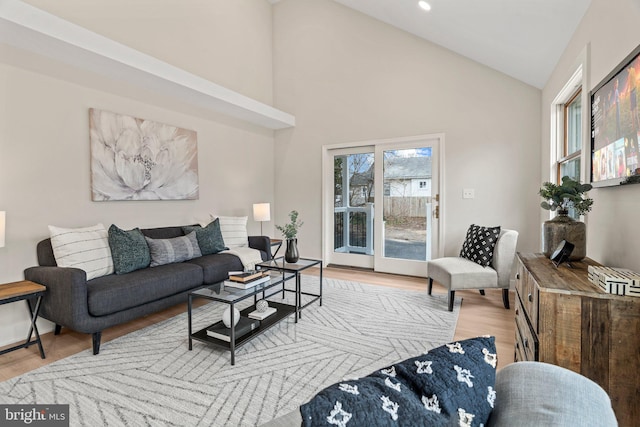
[213,215,248,248]
[49,223,114,280]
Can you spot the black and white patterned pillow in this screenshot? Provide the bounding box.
[300,336,497,427]
[459,225,501,267]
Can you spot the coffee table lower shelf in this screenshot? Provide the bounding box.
[190,301,295,359]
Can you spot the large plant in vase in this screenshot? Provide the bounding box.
[276,210,303,263]
[539,176,593,260]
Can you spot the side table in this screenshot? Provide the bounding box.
[255,257,323,320]
[0,280,47,359]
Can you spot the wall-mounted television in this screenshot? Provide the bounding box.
[590,44,640,187]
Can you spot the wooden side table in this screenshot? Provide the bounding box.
[0,280,47,359]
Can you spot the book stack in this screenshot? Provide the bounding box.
[224,270,271,290]
[587,265,640,297]
[206,316,260,341]
[248,307,277,320]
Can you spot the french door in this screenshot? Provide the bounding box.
[323,134,443,277]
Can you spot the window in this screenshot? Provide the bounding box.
[419,181,427,189]
[550,54,586,220]
[558,89,582,182]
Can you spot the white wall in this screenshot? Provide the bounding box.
[272,0,542,260]
[0,0,276,346]
[542,0,640,271]
[22,0,275,105]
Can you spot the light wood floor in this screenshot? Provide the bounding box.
[0,266,515,382]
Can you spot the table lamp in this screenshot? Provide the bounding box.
[253,203,270,236]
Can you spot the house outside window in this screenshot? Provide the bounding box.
[558,90,582,182]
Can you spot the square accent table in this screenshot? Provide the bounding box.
[188,271,296,365]
[0,280,47,359]
[255,257,323,320]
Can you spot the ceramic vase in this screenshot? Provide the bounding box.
[285,238,299,263]
[222,306,241,328]
[542,210,586,261]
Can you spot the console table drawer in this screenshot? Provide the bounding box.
[515,295,538,361]
[515,257,538,330]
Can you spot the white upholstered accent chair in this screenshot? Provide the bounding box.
[427,229,519,311]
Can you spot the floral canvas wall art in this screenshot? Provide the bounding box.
[89,109,199,201]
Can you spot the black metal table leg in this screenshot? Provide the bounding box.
[25,296,45,359]
[230,303,236,365]
[188,294,193,350]
[296,272,302,319]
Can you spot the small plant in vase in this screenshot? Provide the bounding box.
[539,176,593,261]
[276,210,303,263]
[539,176,593,216]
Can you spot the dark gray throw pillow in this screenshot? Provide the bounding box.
[108,225,151,274]
[182,218,227,255]
[459,224,501,267]
[145,231,202,267]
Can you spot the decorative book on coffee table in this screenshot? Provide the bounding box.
[224,275,271,290]
[206,317,259,342]
[228,270,264,283]
[248,307,277,320]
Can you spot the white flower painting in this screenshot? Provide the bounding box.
[89,108,199,201]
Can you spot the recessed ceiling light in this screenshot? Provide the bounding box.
[418,1,431,11]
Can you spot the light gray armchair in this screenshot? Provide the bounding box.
[427,228,519,311]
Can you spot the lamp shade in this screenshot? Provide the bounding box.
[253,203,271,222]
[0,211,5,248]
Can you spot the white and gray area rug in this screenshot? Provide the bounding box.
[0,277,460,426]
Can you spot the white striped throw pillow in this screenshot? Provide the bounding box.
[48,223,114,280]
[213,215,248,248]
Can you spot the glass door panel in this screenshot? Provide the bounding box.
[374,137,440,276]
[329,147,375,269]
[381,148,431,261]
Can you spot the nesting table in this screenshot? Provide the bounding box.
[0,280,47,359]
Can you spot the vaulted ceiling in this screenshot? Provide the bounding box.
[271,0,593,89]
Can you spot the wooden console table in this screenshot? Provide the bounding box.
[0,280,47,359]
[514,253,639,426]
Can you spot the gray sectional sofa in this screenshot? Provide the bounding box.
[24,225,271,355]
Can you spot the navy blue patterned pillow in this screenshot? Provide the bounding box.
[300,336,497,427]
[182,218,227,255]
[459,225,501,267]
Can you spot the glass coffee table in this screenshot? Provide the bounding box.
[188,271,296,365]
[255,257,323,320]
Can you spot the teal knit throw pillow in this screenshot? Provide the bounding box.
[182,218,227,255]
[108,225,151,274]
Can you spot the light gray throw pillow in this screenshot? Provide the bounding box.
[487,361,617,427]
[145,231,202,267]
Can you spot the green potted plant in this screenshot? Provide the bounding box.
[276,210,303,263]
[539,176,593,260]
[539,176,593,216]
